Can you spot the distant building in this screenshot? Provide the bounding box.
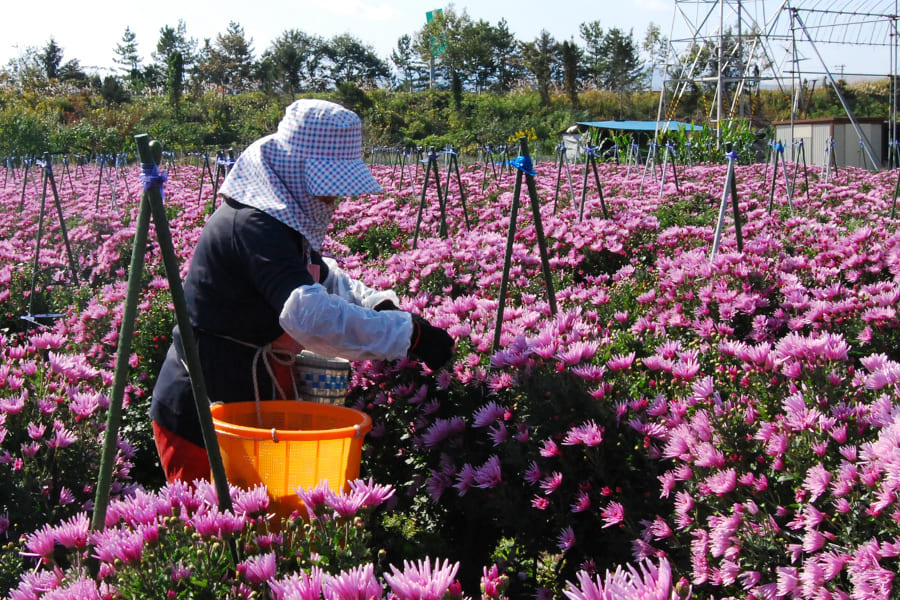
[772,117,887,171]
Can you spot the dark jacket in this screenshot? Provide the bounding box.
[150,197,328,446]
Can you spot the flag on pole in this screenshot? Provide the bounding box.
[426,9,447,57]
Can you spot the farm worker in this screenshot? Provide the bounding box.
[150,99,454,484]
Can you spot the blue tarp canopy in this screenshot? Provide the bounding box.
[577,120,704,132]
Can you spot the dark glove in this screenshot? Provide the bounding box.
[374,299,399,311]
[409,314,454,370]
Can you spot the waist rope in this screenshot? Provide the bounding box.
[182,334,300,428]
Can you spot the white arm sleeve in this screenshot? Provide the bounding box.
[279,284,412,361]
[322,256,401,309]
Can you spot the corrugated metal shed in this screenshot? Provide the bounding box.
[772,118,885,170]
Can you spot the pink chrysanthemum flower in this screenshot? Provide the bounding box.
[563,557,679,600]
[607,352,636,371]
[540,471,563,494]
[557,526,576,552]
[384,557,460,600]
[327,487,368,519]
[232,484,271,516]
[601,501,625,528]
[540,439,561,457]
[239,552,277,585]
[571,490,591,513]
[474,455,503,489]
[323,563,382,600]
[563,420,604,446]
[454,463,477,496]
[269,567,324,600]
[23,523,56,560]
[348,478,395,508]
[190,507,246,539]
[54,512,89,550]
[472,401,507,428]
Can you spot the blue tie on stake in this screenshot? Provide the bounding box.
[439,147,471,231]
[710,148,744,259]
[767,140,794,214]
[210,149,236,212]
[412,148,447,247]
[492,137,558,353]
[552,143,576,214]
[480,144,498,191]
[578,145,609,221]
[197,150,215,205]
[657,142,681,200]
[21,154,79,328]
[92,134,234,538]
[507,155,536,175]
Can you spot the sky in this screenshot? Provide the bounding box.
[0,0,891,83]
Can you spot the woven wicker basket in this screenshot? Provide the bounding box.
[293,350,351,404]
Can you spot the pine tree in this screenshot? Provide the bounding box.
[39,38,64,80]
[113,27,143,91]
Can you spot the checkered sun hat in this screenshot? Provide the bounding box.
[219,99,381,250]
[276,99,382,196]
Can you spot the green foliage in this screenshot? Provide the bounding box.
[0,108,50,157]
[100,76,130,106]
[0,338,132,548]
[352,357,673,595]
[0,77,892,166]
[655,192,718,229]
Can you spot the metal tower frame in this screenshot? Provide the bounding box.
[656,0,899,167]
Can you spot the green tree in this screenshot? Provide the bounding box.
[327,34,389,89]
[4,47,46,92]
[334,81,374,117]
[579,20,604,89]
[57,59,88,86]
[166,51,184,108]
[521,30,558,107]
[415,7,465,100]
[113,27,143,91]
[100,75,130,105]
[462,19,498,93]
[263,29,330,93]
[254,54,277,95]
[390,34,425,92]
[0,107,49,157]
[154,20,197,91]
[266,29,304,96]
[415,10,522,96]
[560,39,582,107]
[200,21,255,93]
[39,38,63,81]
[598,27,645,116]
[643,22,668,90]
[488,19,521,93]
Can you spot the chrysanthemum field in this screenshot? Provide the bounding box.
[0,153,899,599]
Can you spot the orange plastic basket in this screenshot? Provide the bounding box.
[210,400,372,523]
